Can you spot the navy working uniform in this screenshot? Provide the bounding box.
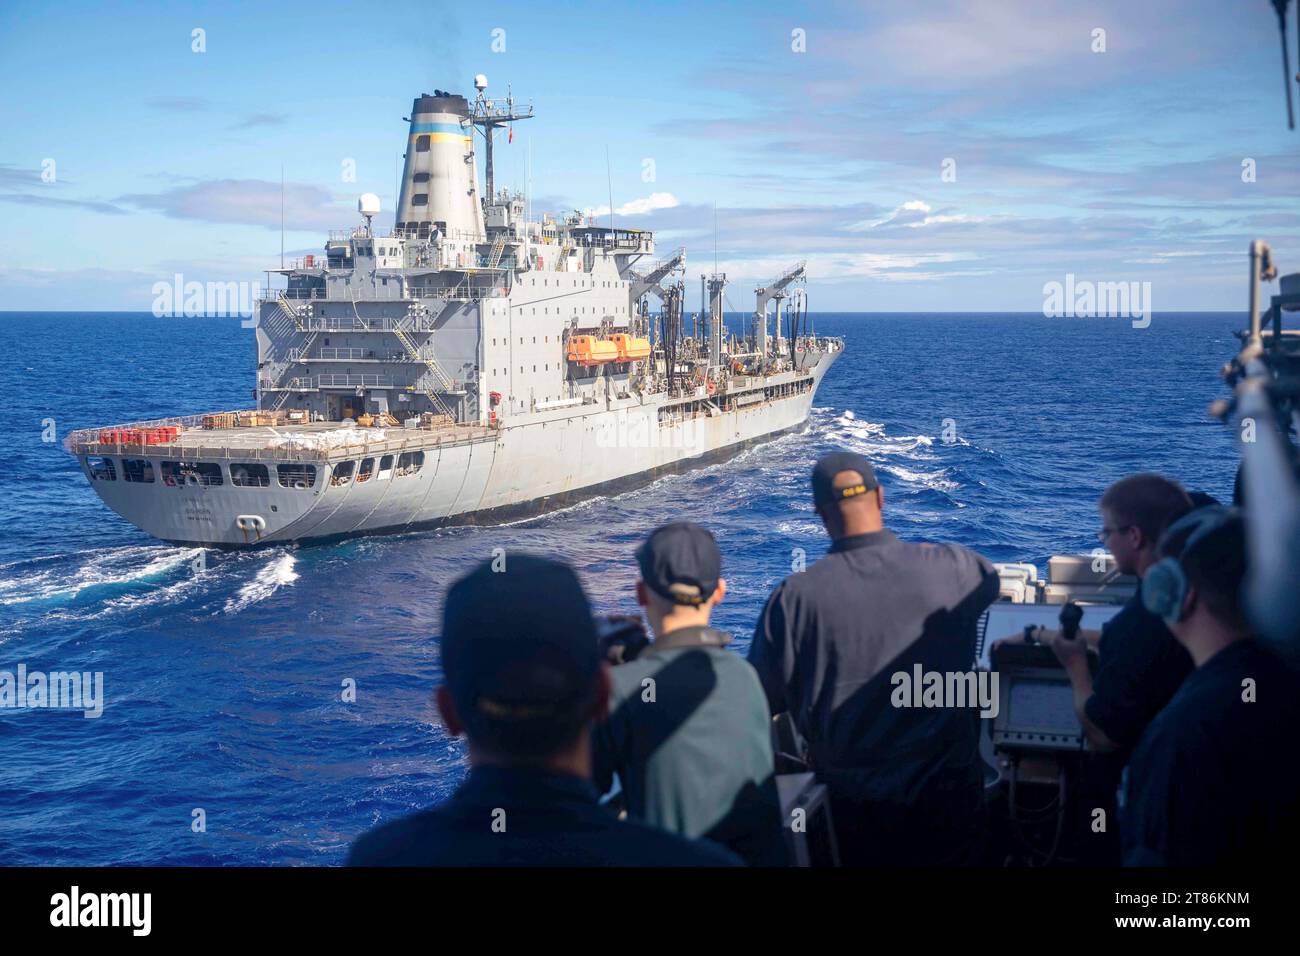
[1123,639,1300,866]
[347,764,741,867]
[749,453,1000,866]
[594,624,785,865]
[593,523,786,865]
[1077,594,1192,863]
[347,552,742,868]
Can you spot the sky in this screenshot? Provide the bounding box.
[0,0,1297,312]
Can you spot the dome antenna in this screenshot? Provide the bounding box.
[358,192,381,237]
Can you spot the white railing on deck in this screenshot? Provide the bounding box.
[64,412,495,463]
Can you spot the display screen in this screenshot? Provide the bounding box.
[1005,679,1081,737]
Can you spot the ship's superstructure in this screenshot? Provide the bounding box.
[66,78,842,547]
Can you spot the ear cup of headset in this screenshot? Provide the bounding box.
[1142,505,1237,626]
[1142,557,1189,626]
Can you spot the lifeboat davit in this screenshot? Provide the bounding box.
[609,333,651,362]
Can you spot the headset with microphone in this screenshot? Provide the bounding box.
[1141,506,1239,626]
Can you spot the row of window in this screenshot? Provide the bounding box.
[329,451,425,486]
[86,452,427,490]
[88,457,318,489]
[355,242,401,257]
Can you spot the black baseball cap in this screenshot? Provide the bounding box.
[440,554,600,732]
[635,522,722,606]
[811,451,879,508]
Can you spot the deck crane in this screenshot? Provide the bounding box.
[754,260,806,370]
[627,246,686,344]
[627,246,687,305]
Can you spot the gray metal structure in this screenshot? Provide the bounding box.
[66,79,843,547]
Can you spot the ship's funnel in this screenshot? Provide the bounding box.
[396,92,484,241]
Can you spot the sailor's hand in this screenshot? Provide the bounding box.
[597,614,650,665]
[1048,629,1087,670]
[990,629,1039,654]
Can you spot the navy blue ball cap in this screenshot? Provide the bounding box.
[441,554,600,721]
[812,451,879,508]
[635,522,721,606]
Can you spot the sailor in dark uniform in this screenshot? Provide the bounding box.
[748,451,1000,866]
[1034,474,1194,863]
[347,554,741,867]
[1123,507,1300,866]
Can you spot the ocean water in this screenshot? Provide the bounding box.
[0,311,1242,864]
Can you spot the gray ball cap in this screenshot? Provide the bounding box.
[635,522,722,606]
[811,451,879,508]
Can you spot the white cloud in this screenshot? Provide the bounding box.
[120,179,353,232]
[848,200,987,231]
[589,191,680,218]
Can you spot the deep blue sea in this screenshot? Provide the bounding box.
[0,312,1242,864]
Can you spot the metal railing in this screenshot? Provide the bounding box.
[409,278,509,300]
[293,347,439,362]
[63,410,249,454]
[65,413,497,463]
[293,316,441,332]
[314,374,396,388]
[267,280,506,305]
[317,347,368,360]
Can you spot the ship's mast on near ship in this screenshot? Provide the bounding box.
[469,74,534,203]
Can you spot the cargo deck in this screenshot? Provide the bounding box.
[64,412,497,464]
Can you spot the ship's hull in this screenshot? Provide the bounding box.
[80,352,838,549]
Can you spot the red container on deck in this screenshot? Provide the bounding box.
[98,426,177,445]
[141,426,180,445]
[99,428,143,444]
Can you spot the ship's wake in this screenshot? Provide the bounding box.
[0,544,302,638]
[819,409,963,493]
[222,552,299,615]
[0,545,202,609]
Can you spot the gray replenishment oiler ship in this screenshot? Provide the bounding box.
[65,76,843,548]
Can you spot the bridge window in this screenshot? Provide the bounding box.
[122,458,155,483]
[330,460,356,486]
[88,457,116,481]
[357,457,374,483]
[277,464,316,489]
[377,455,394,480]
[231,463,270,487]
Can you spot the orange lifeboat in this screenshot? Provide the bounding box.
[566,335,619,366]
[609,333,651,362]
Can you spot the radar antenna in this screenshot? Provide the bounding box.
[469,74,535,203]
